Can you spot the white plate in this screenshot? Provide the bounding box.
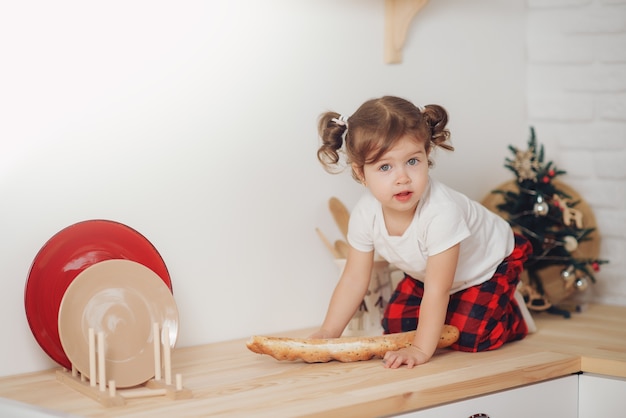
[58,259,179,388]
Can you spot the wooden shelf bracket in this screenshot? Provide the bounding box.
[384,0,429,64]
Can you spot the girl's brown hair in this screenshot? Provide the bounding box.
[317,96,453,182]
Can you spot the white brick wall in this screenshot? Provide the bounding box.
[527,0,626,305]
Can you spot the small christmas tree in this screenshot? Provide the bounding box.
[492,127,608,317]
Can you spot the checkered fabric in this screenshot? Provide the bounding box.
[382,234,532,352]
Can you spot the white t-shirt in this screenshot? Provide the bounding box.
[347,176,514,293]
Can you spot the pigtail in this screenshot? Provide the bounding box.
[317,112,348,173]
[422,104,454,152]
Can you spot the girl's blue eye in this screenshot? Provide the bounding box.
[379,164,391,172]
[407,158,418,166]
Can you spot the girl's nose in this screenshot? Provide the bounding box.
[396,168,410,184]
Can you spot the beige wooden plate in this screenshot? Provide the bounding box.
[58,259,179,388]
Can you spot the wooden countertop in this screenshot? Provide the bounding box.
[1,303,625,417]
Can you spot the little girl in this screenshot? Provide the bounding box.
[311,96,532,369]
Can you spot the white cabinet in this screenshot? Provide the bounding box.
[395,373,626,418]
[395,375,579,418]
[578,373,626,418]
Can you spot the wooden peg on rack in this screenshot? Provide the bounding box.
[97,331,106,392]
[163,326,172,385]
[88,328,96,388]
[153,322,162,381]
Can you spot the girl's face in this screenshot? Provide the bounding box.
[356,135,430,221]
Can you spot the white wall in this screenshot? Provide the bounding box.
[0,0,529,377]
[526,0,626,305]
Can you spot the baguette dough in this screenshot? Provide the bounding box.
[246,325,459,363]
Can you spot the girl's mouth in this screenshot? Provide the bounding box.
[394,191,413,202]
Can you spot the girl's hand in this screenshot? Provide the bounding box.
[382,346,431,369]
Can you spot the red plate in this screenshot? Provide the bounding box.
[24,220,171,369]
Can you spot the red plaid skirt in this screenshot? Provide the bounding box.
[382,234,532,352]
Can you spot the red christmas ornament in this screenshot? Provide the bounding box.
[592,262,600,272]
[542,175,550,183]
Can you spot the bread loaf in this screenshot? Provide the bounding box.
[246,325,459,363]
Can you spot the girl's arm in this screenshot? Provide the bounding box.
[310,244,374,339]
[383,243,459,369]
